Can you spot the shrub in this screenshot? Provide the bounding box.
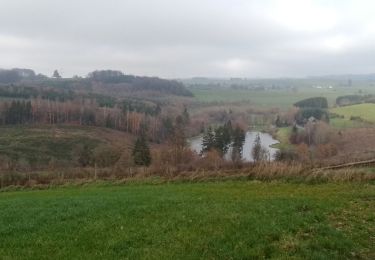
[274,148,298,162]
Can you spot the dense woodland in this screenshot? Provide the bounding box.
[0,69,194,141]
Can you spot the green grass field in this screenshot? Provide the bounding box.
[1,181,374,259]
[273,127,292,149]
[331,103,375,123]
[192,87,375,109]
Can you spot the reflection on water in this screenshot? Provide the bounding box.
[189,131,279,162]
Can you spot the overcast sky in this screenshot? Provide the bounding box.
[0,0,374,78]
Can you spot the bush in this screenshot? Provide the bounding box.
[93,145,121,168]
[274,148,298,162]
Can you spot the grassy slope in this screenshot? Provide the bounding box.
[0,181,374,259]
[0,125,133,166]
[331,103,375,123]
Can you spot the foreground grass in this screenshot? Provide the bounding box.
[0,181,374,259]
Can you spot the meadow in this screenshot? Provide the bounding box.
[330,103,375,123]
[0,181,374,259]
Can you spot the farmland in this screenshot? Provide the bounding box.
[0,181,374,259]
[331,103,375,123]
[191,87,375,109]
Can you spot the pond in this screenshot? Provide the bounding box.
[189,131,280,162]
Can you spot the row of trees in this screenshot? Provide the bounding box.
[336,94,375,106]
[0,98,187,143]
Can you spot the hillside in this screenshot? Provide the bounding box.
[0,68,193,98]
[0,125,134,170]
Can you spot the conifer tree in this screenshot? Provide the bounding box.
[252,133,262,162]
[132,133,151,166]
[231,126,245,162]
[182,106,190,125]
[52,70,61,79]
[252,133,269,162]
[214,125,231,155]
[201,126,215,154]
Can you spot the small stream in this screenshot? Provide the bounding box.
[189,131,280,162]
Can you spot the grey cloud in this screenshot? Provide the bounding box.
[0,0,374,78]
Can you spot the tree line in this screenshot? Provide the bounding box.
[201,121,246,162]
[0,98,187,144]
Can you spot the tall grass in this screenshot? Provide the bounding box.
[1,162,374,190]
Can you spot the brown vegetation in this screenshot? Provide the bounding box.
[1,162,374,190]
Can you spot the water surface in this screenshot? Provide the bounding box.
[189,131,279,161]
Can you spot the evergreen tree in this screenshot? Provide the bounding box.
[231,126,245,162]
[224,120,233,135]
[252,133,269,162]
[252,133,262,162]
[132,134,151,166]
[182,106,190,125]
[201,126,215,154]
[52,70,61,79]
[161,117,174,140]
[214,125,231,155]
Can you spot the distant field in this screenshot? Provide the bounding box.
[331,103,375,123]
[0,181,374,259]
[192,87,375,109]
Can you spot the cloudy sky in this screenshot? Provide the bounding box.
[0,0,375,78]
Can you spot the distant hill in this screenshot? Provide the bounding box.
[0,68,194,98]
[181,73,375,89]
[308,73,375,81]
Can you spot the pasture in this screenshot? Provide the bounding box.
[330,103,375,124]
[0,181,374,259]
